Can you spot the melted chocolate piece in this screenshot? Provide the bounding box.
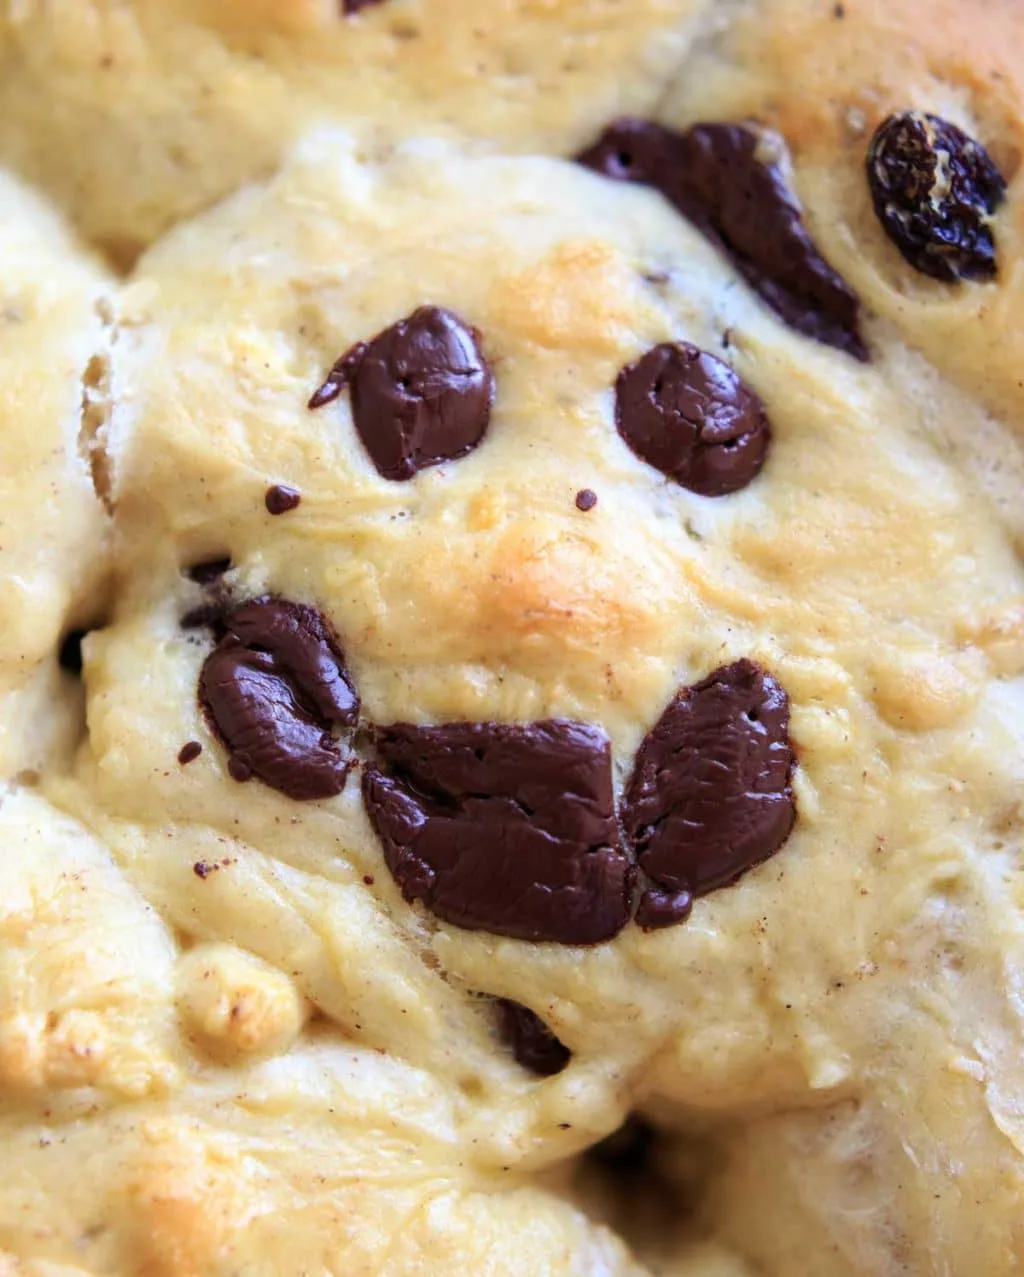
[867,111,1005,282]
[309,306,493,481]
[58,629,86,676]
[265,484,301,515]
[363,720,634,944]
[578,119,867,360]
[615,342,769,496]
[178,741,202,765]
[575,488,598,511]
[623,660,795,898]
[185,558,231,586]
[496,999,571,1076]
[200,598,359,801]
[635,886,693,930]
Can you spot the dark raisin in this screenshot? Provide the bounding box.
[867,111,1006,282]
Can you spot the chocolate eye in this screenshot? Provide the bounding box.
[578,118,867,360]
[623,659,796,905]
[362,719,634,945]
[309,306,494,481]
[867,111,1006,282]
[614,341,769,496]
[199,597,359,801]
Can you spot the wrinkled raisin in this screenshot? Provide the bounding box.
[867,111,1006,282]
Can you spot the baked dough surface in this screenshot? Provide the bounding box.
[0,3,1022,1275]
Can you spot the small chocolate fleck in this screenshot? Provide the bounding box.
[200,598,359,801]
[578,119,866,359]
[265,484,301,516]
[833,3,845,16]
[193,860,213,879]
[635,886,693,930]
[58,630,87,676]
[363,874,375,886]
[309,306,494,481]
[496,999,571,1076]
[341,0,385,12]
[185,558,231,586]
[615,342,769,496]
[575,488,598,512]
[623,659,795,901]
[867,111,1006,281]
[178,741,203,766]
[363,720,633,944]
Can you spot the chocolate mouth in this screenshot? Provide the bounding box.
[192,591,795,944]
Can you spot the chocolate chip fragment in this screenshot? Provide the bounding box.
[265,484,301,515]
[867,111,1006,282]
[578,119,866,359]
[309,306,493,481]
[199,598,359,801]
[496,999,571,1076]
[58,629,86,676]
[623,660,795,902]
[341,0,385,12]
[185,558,231,586]
[575,488,598,511]
[363,720,633,944]
[615,343,769,496]
[635,886,693,930]
[178,741,202,765]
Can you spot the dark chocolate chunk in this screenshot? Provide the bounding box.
[623,659,795,900]
[341,0,385,12]
[363,720,634,944]
[265,484,301,515]
[867,111,1006,282]
[615,342,769,496]
[635,886,693,930]
[178,741,202,765]
[575,488,598,511]
[185,558,231,586]
[578,119,867,360]
[58,629,86,676]
[309,306,493,481]
[496,999,571,1076]
[200,598,359,801]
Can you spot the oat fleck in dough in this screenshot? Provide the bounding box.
[1,2,1024,1276]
